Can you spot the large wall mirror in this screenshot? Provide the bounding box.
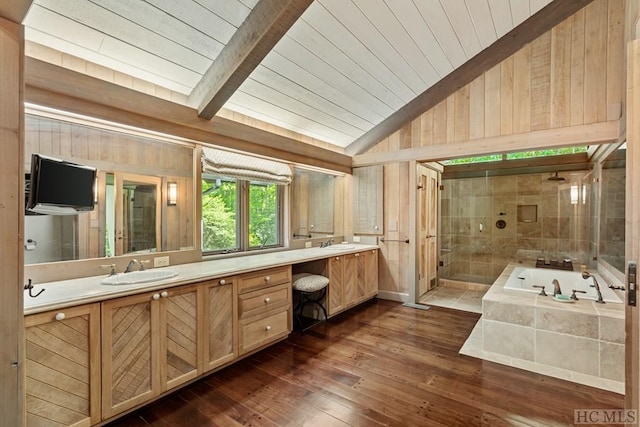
[292,168,336,239]
[24,113,196,266]
[598,144,626,273]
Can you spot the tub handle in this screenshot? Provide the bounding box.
[532,285,547,296]
[570,289,587,301]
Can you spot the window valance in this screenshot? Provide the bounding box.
[201,147,292,184]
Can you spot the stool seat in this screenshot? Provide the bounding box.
[292,273,329,292]
[292,273,329,332]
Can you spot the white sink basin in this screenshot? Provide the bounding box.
[101,270,178,285]
[323,244,355,250]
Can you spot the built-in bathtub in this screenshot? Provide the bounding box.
[504,266,622,303]
[460,263,625,394]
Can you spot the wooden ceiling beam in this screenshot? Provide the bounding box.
[190,0,313,120]
[345,0,597,156]
[24,57,351,174]
[0,0,33,23]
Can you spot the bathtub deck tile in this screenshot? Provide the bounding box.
[535,307,599,339]
[483,300,534,326]
[535,330,599,376]
[600,342,625,382]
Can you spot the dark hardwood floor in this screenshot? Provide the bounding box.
[107,300,624,427]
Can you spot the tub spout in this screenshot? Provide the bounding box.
[552,279,562,297]
[582,271,605,304]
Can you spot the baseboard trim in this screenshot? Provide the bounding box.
[376,290,409,303]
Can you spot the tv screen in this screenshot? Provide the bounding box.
[26,154,97,215]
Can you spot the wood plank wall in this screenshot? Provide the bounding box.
[0,17,24,427]
[365,0,625,299]
[25,114,195,258]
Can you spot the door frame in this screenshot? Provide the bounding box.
[407,161,443,306]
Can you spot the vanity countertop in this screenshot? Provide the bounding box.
[24,244,378,315]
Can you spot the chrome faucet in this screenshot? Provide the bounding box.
[582,271,605,304]
[319,239,334,248]
[552,279,562,297]
[124,259,139,273]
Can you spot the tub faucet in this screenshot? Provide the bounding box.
[582,271,605,304]
[552,279,562,297]
[124,259,139,273]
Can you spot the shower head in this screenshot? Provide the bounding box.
[547,172,565,181]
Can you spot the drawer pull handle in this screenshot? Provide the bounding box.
[264,297,271,303]
[264,276,271,281]
[55,313,65,321]
[152,293,160,301]
[160,291,168,298]
[219,279,226,285]
[265,325,271,331]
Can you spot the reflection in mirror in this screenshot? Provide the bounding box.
[24,113,195,265]
[116,174,161,255]
[292,168,335,239]
[599,144,626,272]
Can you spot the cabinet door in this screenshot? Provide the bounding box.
[203,278,236,372]
[102,292,159,418]
[343,253,358,308]
[365,250,379,298]
[327,256,345,315]
[25,304,101,427]
[355,252,366,301]
[159,284,199,391]
[353,165,383,234]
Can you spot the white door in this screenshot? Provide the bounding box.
[417,164,439,299]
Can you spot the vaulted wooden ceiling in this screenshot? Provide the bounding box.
[21,0,593,154]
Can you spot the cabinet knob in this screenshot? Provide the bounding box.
[355,253,360,257]
[264,276,271,282]
[152,293,160,300]
[264,297,271,304]
[160,291,168,298]
[335,257,339,260]
[374,225,379,230]
[55,313,65,321]
[219,279,226,285]
[265,325,271,331]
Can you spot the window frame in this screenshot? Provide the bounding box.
[201,175,285,255]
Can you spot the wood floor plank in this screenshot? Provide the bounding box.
[107,300,623,427]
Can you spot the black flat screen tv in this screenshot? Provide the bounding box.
[26,154,97,215]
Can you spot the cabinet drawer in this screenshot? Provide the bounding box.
[239,283,290,320]
[239,308,290,355]
[238,266,291,294]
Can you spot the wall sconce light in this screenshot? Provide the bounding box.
[167,182,177,206]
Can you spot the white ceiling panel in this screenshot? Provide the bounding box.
[464,0,498,49]
[23,0,554,148]
[440,0,483,59]
[488,0,515,38]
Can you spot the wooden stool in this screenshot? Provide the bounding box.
[292,273,329,332]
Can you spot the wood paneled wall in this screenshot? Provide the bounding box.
[0,17,24,427]
[366,0,625,299]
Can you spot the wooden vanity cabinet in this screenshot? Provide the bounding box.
[25,303,101,427]
[201,276,237,372]
[327,249,379,317]
[101,284,200,418]
[237,266,292,355]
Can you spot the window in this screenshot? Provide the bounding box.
[202,176,238,253]
[444,147,588,165]
[201,147,290,255]
[202,176,284,254]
